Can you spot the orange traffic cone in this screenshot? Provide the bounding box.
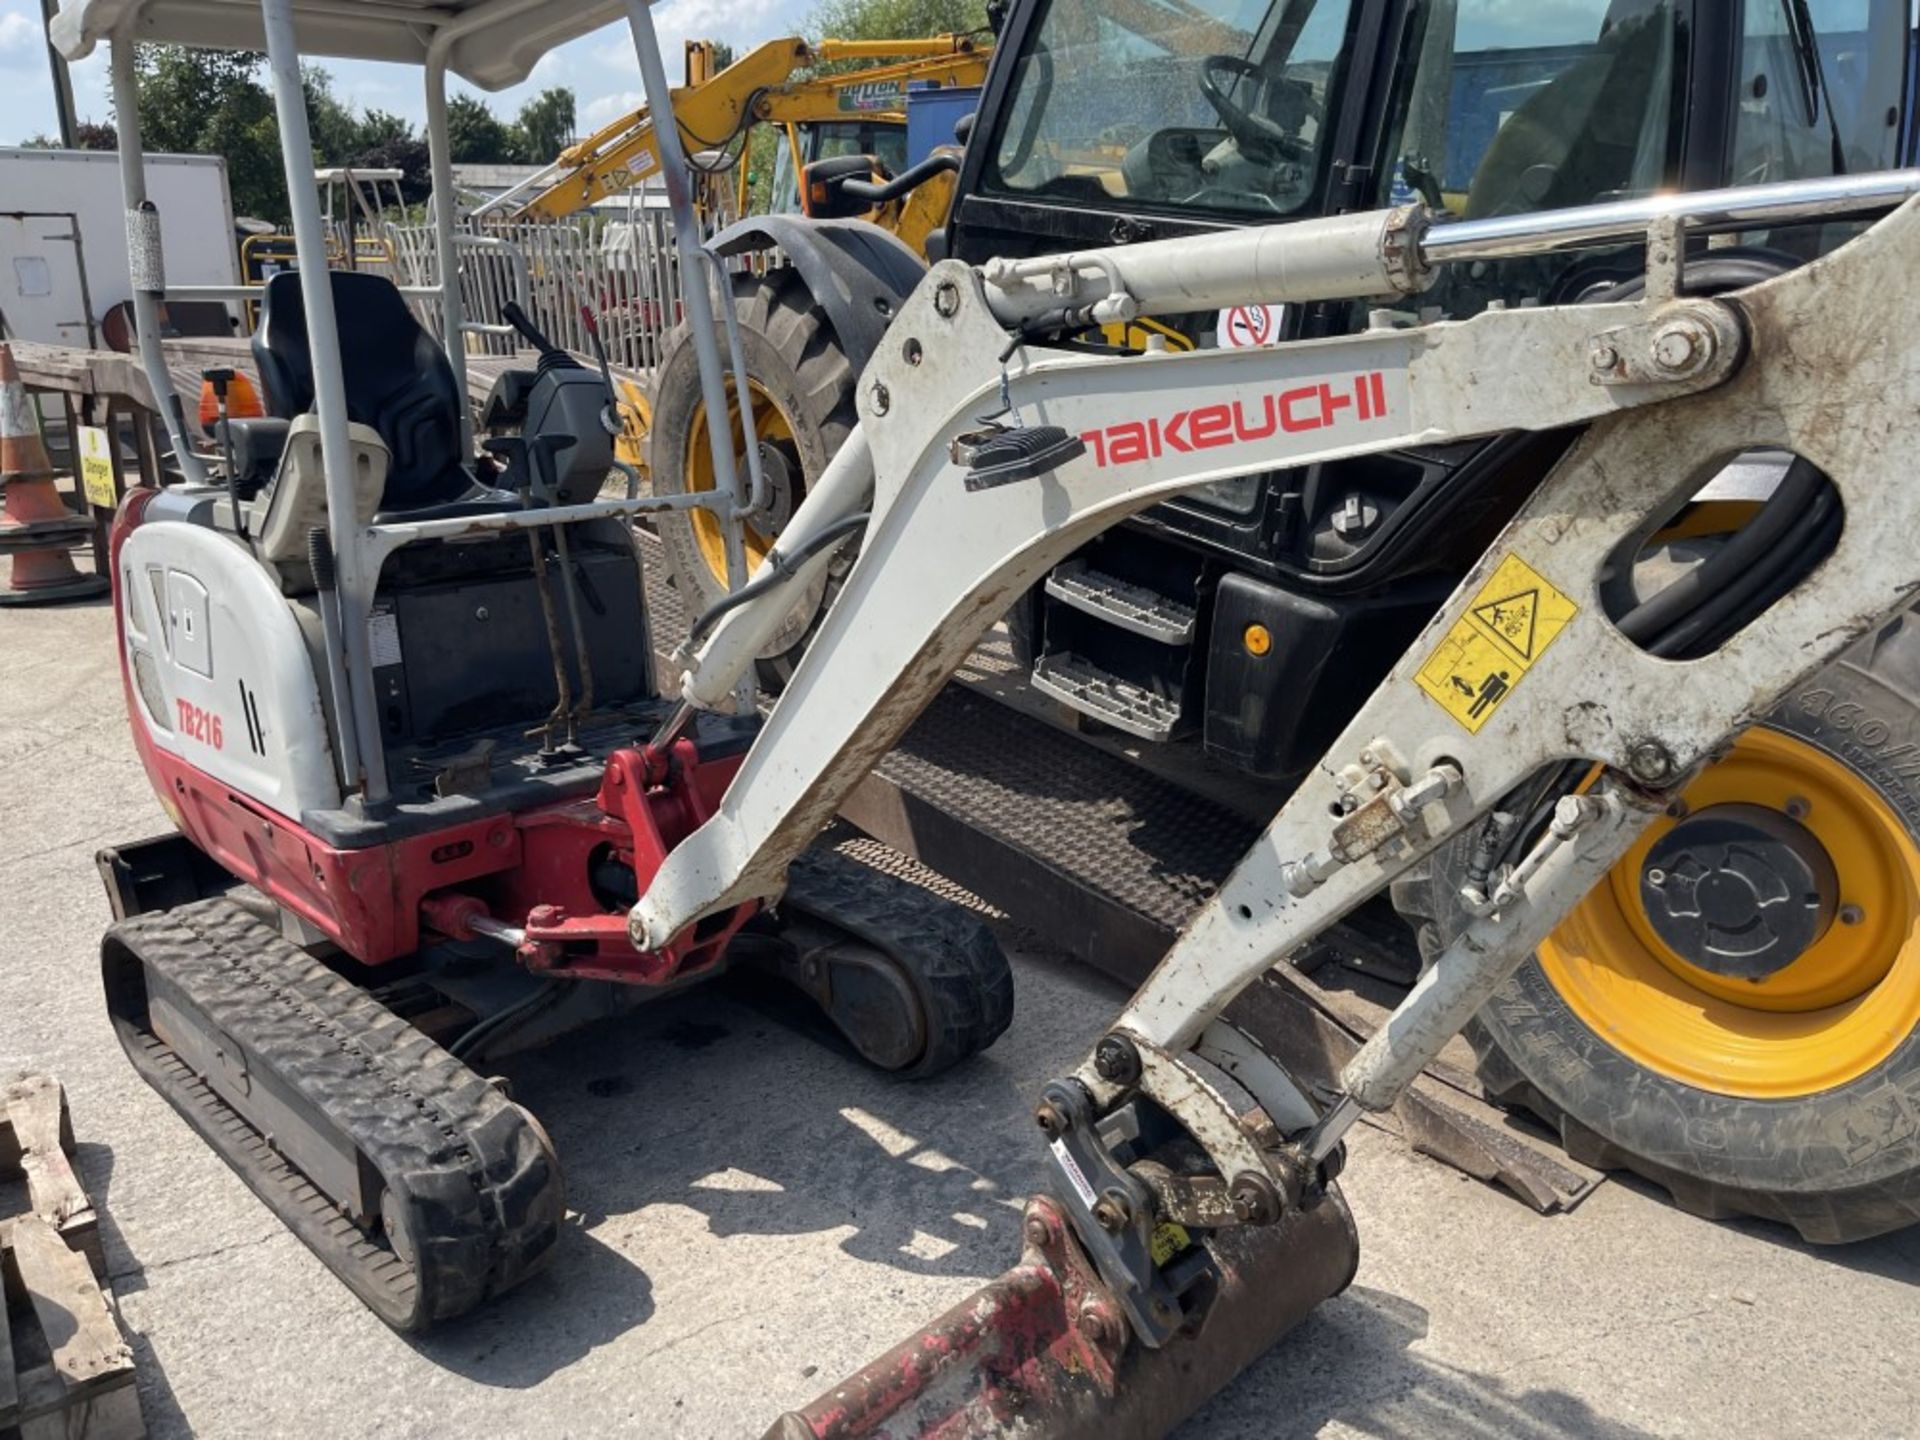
[0,343,108,605]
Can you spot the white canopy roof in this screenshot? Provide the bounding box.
[51,0,630,92]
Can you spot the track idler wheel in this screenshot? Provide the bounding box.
[770,847,1015,1079]
[766,1187,1358,1439]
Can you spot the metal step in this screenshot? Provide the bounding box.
[1043,560,1196,643]
[1029,652,1182,741]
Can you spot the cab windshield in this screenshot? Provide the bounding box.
[983,0,1361,219]
[770,120,913,215]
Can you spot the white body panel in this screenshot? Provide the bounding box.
[0,149,238,345]
[119,517,341,819]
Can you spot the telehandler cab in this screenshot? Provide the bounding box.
[61,0,1920,1432]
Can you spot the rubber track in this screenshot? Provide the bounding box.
[101,898,563,1331]
[783,847,1015,1077]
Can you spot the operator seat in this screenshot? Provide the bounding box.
[252,269,474,510]
[1463,0,1671,219]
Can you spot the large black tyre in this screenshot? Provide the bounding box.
[1392,608,1920,1243]
[648,267,859,688]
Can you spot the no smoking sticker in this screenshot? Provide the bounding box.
[1415,553,1578,733]
[1216,303,1287,348]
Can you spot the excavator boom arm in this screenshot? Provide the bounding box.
[635,177,1920,1430]
[499,33,989,221]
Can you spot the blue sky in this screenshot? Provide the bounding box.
[0,0,814,146]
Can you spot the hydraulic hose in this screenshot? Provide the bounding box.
[683,512,871,648]
[1651,481,1843,659]
[1616,456,1827,647]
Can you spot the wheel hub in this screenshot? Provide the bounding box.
[751,438,798,532]
[1639,802,1838,980]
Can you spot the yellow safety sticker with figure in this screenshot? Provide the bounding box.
[1415,553,1578,733]
[1149,1220,1192,1267]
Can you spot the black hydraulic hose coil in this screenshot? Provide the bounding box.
[684,513,871,647]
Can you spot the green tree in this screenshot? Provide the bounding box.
[512,87,576,163]
[350,134,433,204]
[353,109,412,150]
[130,46,284,221]
[114,46,430,223]
[23,125,118,151]
[303,66,360,165]
[808,0,989,42]
[446,93,518,163]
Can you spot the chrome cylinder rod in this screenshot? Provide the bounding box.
[983,168,1920,328]
[1423,167,1920,266]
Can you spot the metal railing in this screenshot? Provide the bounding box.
[389,210,695,375]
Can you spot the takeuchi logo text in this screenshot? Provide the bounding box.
[1080,371,1391,468]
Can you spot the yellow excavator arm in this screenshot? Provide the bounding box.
[500,34,990,223]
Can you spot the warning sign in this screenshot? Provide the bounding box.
[1416,553,1578,733]
[1216,303,1287,349]
[1150,1220,1192,1267]
[77,425,118,510]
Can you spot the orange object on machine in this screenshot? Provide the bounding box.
[0,342,110,605]
[199,370,265,428]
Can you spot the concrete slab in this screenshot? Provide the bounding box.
[1,596,1915,1439]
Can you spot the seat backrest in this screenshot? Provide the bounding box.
[1464,9,1671,220]
[252,270,470,510]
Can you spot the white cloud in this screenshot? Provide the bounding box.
[582,88,645,129]
[0,10,39,61]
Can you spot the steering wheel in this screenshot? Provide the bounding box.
[1199,54,1316,163]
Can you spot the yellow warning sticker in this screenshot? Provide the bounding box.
[1150,1220,1192,1267]
[1416,553,1578,733]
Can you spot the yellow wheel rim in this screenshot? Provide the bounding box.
[1540,728,1920,1099]
[682,379,796,588]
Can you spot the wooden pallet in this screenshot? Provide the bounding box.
[1,1076,142,1440]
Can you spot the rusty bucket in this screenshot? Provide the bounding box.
[766,1187,1359,1439]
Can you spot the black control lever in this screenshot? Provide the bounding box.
[500,300,581,373]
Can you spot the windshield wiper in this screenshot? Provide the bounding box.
[1783,0,1849,173]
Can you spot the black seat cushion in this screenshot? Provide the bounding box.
[252,270,471,510]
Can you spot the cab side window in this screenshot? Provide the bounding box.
[1389,0,1677,219]
[1381,0,1679,315]
[1730,0,1904,185]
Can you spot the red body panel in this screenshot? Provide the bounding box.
[110,494,755,979]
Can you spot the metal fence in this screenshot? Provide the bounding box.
[389,210,691,376]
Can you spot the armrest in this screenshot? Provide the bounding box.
[215,417,292,499]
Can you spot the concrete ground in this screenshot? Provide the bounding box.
[2,592,1916,1440]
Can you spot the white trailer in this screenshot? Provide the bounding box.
[0,147,238,348]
